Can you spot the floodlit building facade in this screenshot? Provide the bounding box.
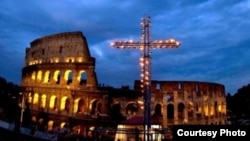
[20,31,109,135]
[20,31,227,140]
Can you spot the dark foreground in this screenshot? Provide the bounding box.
[0,127,50,141]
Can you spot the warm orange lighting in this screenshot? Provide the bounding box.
[60,122,66,129]
[33,93,39,105]
[60,96,68,111]
[49,95,57,109]
[64,70,72,81]
[73,98,81,113]
[31,71,36,80]
[77,70,84,82]
[28,95,32,103]
[47,121,54,131]
[37,70,42,81]
[77,57,83,62]
[218,104,222,112]
[43,70,50,83]
[204,104,209,116]
[40,94,47,108]
[210,106,214,116]
[53,70,60,82]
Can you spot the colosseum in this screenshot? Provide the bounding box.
[20,31,227,140]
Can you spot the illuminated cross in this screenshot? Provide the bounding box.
[110,16,180,139]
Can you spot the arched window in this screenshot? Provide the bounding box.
[153,104,162,117]
[33,93,39,105]
[43,70,51,83]
[64,70,73,85]
[49,95,57,109]
[126,103,138,115]
[31,71,36,80]
[73,98,84,113]
[167,104,174,125]
[78,70,87,85]
[204,104,209,116]
[187,102,194,118]
[178,103,185,119]
[40,94,47,108]
[47,120,54,131]
[90,100,102,115]
[37,70,42,81]
[53,70,61,84]
[60,96,69,111]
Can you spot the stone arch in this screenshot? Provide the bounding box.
[221,102,227,114]
[204,103,209,116]
[60,96,70,112]
[47,120,54,132]
[43,70,51,83]
[126,102,138,116]
[110,102,124,121]
[153,103,162,117]
[49,95,57,110]
[111,102,122,115]
[31,71,36,80]
[31,116,37,123]
[90,99,102,115]
[196,103,202,118]
[167,104,174,119]
[73,98,85,113]
[187,102,194,119]
[64,70,73,85]
[40,94,47,109]
[33,93,39,105]
[60,122,66,129]
[210,103,214,116]
[178,103,185,119]
[53,70,61,84]
[37,118,45,131]
[37,70,42,81]
[78,70,87,85]
[27,94,33,104]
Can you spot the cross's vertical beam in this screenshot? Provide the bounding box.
[110,16,180,141]
[140,17,152,139]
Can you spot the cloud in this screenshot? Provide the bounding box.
[0,0,250,94]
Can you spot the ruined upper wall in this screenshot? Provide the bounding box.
[25,31,93,66]
[134,80,225,97]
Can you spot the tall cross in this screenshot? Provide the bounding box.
[110,16,180,139]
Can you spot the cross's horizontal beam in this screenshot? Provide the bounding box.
[110,39,180,49]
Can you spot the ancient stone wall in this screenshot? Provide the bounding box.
[20,32,107,134]
[135,80,227,127]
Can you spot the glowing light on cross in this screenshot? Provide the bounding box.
[110,16,180,139]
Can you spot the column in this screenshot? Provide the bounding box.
[162,94,168,128]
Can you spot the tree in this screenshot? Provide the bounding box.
[231,84,250,119]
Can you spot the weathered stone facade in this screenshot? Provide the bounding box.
[20,31,227,136]
[21,31,108,135]
[112,81,227,127]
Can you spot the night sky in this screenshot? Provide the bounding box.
[1,0,250,94]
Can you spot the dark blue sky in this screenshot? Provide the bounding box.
[1,0,250,94]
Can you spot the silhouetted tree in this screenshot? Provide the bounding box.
[230,84,250,119]
[0,76,20,121]
[22,102,32,128]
